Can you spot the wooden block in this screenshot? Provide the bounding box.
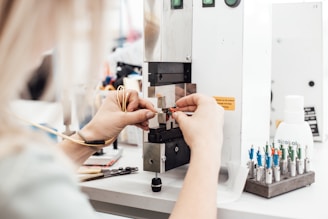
[244,171,315,198]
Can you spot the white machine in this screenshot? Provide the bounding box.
[143,0,271,199]
[192,0,271,167]
[271,1,328,142]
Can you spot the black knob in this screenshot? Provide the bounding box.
[151,177,162,192]
[308,81,315,87]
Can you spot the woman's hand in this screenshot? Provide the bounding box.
[58,89,156,166]
[81,89,156,143]
[172,93,224,164]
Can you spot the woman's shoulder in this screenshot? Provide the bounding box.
[0,143,74,191]
[0,143,97,219]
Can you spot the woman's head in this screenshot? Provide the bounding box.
[0,0,107,134]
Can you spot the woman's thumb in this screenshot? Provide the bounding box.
[172,111,188,125]
[124,109,155,125]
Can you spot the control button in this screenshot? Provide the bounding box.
[225,0,241,8]
[171,0,183,9]
[151,177,162,192]
[308,81,315,87]
[203,0,215,7]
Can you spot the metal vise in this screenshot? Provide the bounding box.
[143,82,196,174]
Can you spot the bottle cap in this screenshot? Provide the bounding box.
[284,95,304,124]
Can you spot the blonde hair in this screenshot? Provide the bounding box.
[0,0,107,152]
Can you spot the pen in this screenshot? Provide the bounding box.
[247,145,255,178]
[289,145,296,177]
[265,142,270,158]
[265,153,273,184]
[305,145,311,172]
[297,144,304,175]
[256,147,264,182]
[280,145,288,175]
[273,149,281,182]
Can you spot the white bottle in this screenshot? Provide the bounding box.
[274,95,313,161]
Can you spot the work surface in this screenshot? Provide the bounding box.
[80,142,328,219]
[10,100,327,219]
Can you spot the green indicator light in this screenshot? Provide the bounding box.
[225,0,241,7]
[203,0,214,4]
[202,0,215,7]
[171,0,183,9]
